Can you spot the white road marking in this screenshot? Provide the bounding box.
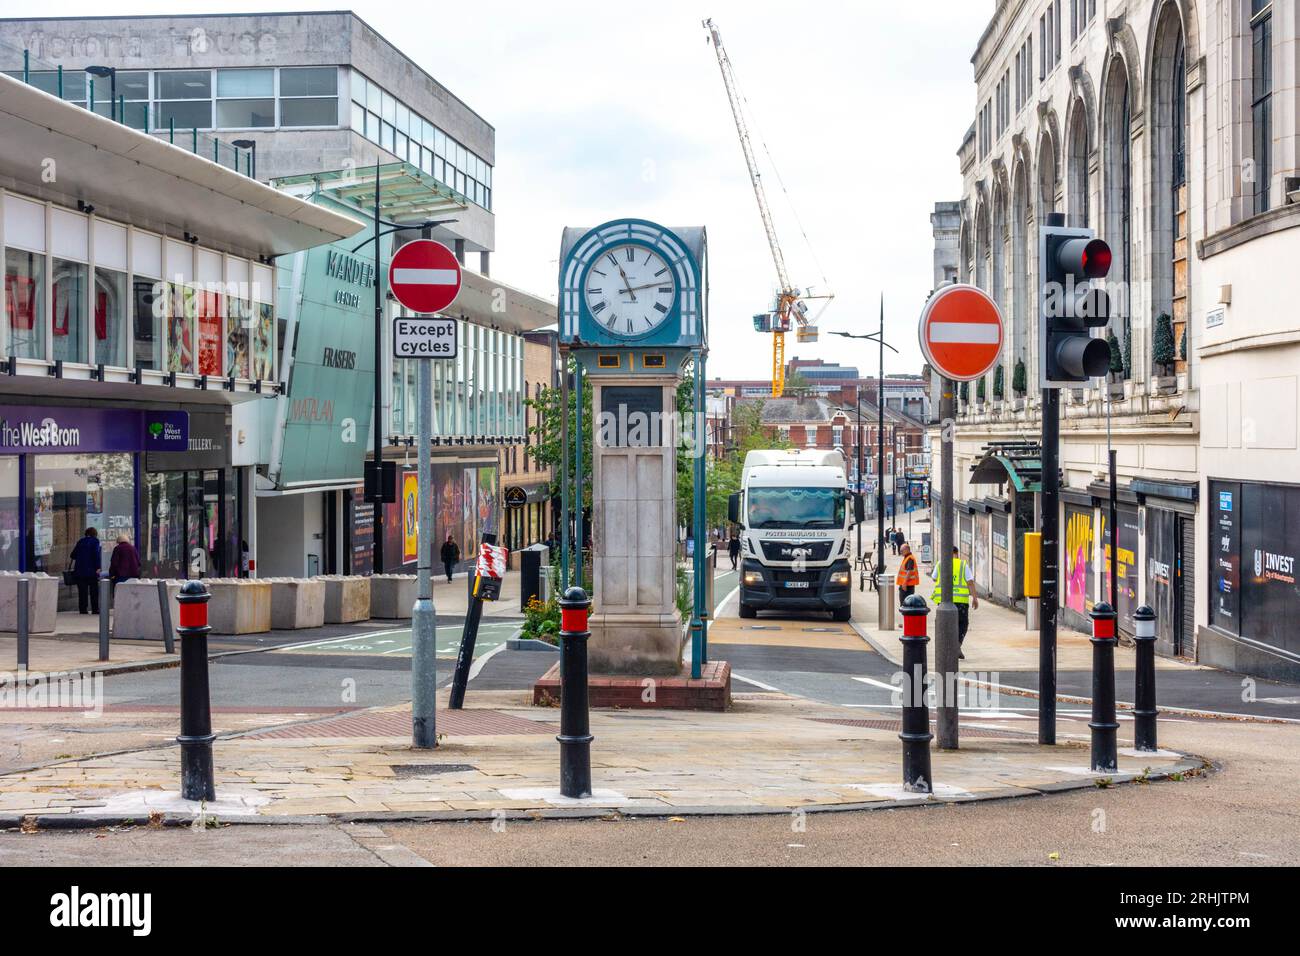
[852,676,900,692]
[732,673,784,693]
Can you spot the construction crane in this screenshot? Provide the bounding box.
[704,17,832,398]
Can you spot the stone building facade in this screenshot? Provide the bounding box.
[939,0,1300,679]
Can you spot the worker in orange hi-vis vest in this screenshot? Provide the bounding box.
[896,543,920,602]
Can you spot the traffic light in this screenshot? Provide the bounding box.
[1039,222,1112,387]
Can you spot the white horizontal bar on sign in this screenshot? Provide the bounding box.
[392,268,459,285]
[928,322,1000,344]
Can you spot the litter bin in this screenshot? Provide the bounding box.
[520,548,543,612]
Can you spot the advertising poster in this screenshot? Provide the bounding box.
[1237,482,1300,658]
[1064,504,1094,615]
[991,516,1009,597]
[402,471,419,563]
[346,487,374,576]
[166,283,194,374]
[253,302,274,381]
[1100,507,1141,630]
[959,511,973,567]
[1145,508,1178,654]
[226,297,251,379]
[34,485,54,556]
[974,512,990,594]
[1210,481,1241,635]
[196,289,223,376]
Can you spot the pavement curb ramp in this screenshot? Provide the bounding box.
[0,754,1210,831]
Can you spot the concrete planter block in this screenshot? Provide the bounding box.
[112,579,182,641]
[0,572,59,633]
[270,578,326,630]
[207,579,272,635]
[370,574,417,619]
[321,575,371,624]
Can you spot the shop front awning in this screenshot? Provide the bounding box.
[968,441,1043,493]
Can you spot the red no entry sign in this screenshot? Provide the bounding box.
[918,284,1004,381]
[389,239,462,314]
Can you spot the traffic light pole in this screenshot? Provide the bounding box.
[1039,385,1059,745]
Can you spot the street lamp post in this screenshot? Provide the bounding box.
[86,66,116,121]
[230,139,257,179]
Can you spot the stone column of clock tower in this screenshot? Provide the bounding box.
[587,375,683,675]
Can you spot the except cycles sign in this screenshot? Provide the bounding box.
[393,316,458,359]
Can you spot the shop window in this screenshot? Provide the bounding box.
[227,297,251,379]
[52,259,88,364]
[132,277,163,370]
[93,267,128,367]
[4,248,46,360]
[31,453,134,607]
[0,457,19,571]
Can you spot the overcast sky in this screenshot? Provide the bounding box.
[15,0,991,379]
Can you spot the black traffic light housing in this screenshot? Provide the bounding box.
[1039,219,1113,387]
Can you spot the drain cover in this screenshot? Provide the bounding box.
[390,763,477,777]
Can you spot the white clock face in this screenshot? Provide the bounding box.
[584,244,676,337]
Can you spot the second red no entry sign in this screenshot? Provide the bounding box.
[389,239,462,314]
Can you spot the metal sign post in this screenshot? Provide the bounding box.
[387,238,462,750]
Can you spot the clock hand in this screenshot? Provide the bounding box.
[614,264,638,303]
[621,281,672,294]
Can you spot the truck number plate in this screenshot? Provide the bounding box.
[784,581,811,589]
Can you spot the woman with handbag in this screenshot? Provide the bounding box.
[69,527,102,614]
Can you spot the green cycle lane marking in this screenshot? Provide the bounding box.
[276,620,523,658]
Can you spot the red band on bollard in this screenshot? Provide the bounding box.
[561,607,587,634]
[178,602,207,629]
[1093,616,1116,640]
[902,611,928,638]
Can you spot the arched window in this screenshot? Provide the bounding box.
[1037,130,1057,225]
[1011,161,1031,387]
[1150,1,1188,374]
[1067,101,1091,228]
[1103,57,1132,378]
[974,203,990,292]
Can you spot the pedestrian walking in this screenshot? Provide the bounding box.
[440,533,460,583]
[69,527,102,614]
[930,545,977,659]
[108,534,141,594]
[727,534,741,570]
[895,543,919,603]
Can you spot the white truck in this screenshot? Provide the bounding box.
[727,449,865,621]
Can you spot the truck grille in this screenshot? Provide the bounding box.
[759,540,834,563]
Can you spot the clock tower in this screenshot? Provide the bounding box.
[559,219,707,675]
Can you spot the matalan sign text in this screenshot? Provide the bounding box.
[393,317,458,359]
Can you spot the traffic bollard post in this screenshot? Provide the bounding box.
[98,578,111,661]
[898,594,933,793]
[1133,605,1158,752]
[557,586,593,799]
[157,580,175,654]
[176,581,216,801]
[1089,601,1119,773]
[16,578,29,672]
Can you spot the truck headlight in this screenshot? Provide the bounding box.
[743,570,763,585]
[830,570,850,585]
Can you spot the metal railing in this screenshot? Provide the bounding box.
[1,43,255,178]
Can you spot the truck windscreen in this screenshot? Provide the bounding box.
[747,487,845,529]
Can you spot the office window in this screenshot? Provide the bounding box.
[52,259,87,364]
[1251,1,1273,215]
[280,66,338,126]
[155,70,213,130]
[4,248,46,360]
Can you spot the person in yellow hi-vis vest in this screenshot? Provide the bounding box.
[931,546,978,659]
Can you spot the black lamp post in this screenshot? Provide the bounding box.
[231,139,257,179]
[85,65,116,121]
[831,306,897,575]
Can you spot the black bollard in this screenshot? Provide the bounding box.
[1089,601,1119,773]
[16,577,29,671]
[557,586,593,798]
[176,581,216,801]
[1132,605,1158,752]
[98,578,111,662]
[898,594,933,793]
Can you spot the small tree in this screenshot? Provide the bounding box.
[992,364,1005,400]
[1107,330,1123,380]
[1153,312,1176,374]
[976,376,986,403]
[1012,357,1027,395]
[959,380,969,405]
[1122,327,1133,379]
[1179,324,1189,361]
